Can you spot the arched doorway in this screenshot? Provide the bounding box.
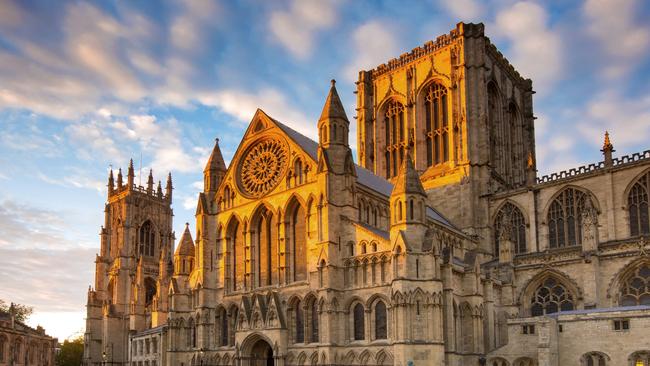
[249,338,273,366]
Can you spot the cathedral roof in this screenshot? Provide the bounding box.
[175,223,195,256]
[391,152,426,196]
[318,80,349,123]
[204,138,226,172]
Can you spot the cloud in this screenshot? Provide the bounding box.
[37,171,105,193]
[438,0,485,21]
[583,0,650,78]
[343,20,400,82]
[492,2,563,94]
[269,0,339,59]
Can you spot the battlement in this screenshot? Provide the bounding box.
[364,22,484,79]
[106,159,173,203]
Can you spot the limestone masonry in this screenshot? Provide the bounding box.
[83,23,650,366]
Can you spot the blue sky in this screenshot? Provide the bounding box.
[0,0,649,341]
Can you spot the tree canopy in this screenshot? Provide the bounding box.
[0,299,33,322]
[56,336,84,366]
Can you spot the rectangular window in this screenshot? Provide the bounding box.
[614,319,630,331]
[522,324,535,334]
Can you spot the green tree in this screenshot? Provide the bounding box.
[56,336,84,366]
[0,299,33,322]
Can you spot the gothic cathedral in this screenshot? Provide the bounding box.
[84,23,650,366]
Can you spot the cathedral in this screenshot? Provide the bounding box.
[83,23,650,366]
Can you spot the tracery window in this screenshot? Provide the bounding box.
[530,277,575,316]
[547,188,591,248]
[374,301,387,340]
[138,220,155,257]
[424,83,449,167]
[494,202,527,255]
[384,101,406,178]
[294,159,304,186]
[218,308,228,346]
[620,263,650,306]
[631,351,650,366]
[353,303,365,340]
[628,172,650,236]
[581,352,607,366]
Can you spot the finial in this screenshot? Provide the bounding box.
[215,138,219,145]
[602,131,614,152]
[330,79,336,87]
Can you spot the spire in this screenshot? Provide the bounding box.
[127,159,135,188]
[165,173,173,201]
[108,169,115,196]
[156,180,163,198]
[147,169,154,193]
[319,79,349,123]
[174,223,195,257]
[117,168,123,189]
[602,131,615,167]
[204,138,227,173]
[391,150,426,197]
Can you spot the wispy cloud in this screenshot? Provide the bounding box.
[343,20,400,82]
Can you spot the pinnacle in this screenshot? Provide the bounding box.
[319,78,349,123]
[175,223,195,257]
[602,131,614,152]
[391,151,426,197]
[205,137,227,172]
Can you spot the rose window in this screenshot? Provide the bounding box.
[238,138,288,197]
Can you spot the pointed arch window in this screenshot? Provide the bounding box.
[218,308,228,347]
[494,202,527,255]
[374,301,387,340]
[619,263,650,306]
[581,352,607,366]
[530,277,575,316]
[310,300,319,343]
[138,221,155,257]
[424,83,449,167]
[384,101,406,178]
[548,188,591,248]
[294,300,304,343]
[629,172,650,236]
[294,159,304,186]
[353,303,365,340]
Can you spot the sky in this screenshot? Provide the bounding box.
[0,0,649,342]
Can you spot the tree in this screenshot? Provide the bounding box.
[0,299,33,322]
[56,336,84,366]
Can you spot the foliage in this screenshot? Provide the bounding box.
[0,299,34,322]
[56,336,84,366]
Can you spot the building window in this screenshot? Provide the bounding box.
[353,303,365,340]
[631,351,650,366]
[629,172,650,236]
[138,220,155,257]
[494,202,527,255]
[522,324,535,334]
[375,301,387,340]
[384,100,406,178]
[530,277,575,316]
[548,188,592,248]
[582,352,607,366]
[620,263,650,306]
[310,300,319,343]
[424,83,449,167]
[294,300,304,343]
[613,319,630,331]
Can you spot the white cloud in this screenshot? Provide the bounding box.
[343,20,400,82]
[439,0,485,21]
[584,0,650,78]
[492,2,563,94]
[269,0,339,59]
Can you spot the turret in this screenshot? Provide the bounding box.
[174,223,195,276]
[127,159,135,189]
[147,169,154,194]
[318,79,350,148]
[165,173,173,201]
[156,181,163,198]
[204,138,227,193]
[108,169,115,196]
[602,131,615,167]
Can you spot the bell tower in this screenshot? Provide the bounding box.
[84,160,174,366]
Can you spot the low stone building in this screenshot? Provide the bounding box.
[0,308,57,366]
[128,325,167,366]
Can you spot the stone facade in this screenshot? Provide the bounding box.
[84,22,650,366]
[0,309,57,366]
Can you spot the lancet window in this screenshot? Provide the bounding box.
[547,188,591,248]
[374,301,387,340]
[424,83,449,167]
[384,101,406,178]
[629,172,650,236]
[581,352,607,366]
[353,303,365,340]
[494,202,527,255]
[138,220,155,257]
